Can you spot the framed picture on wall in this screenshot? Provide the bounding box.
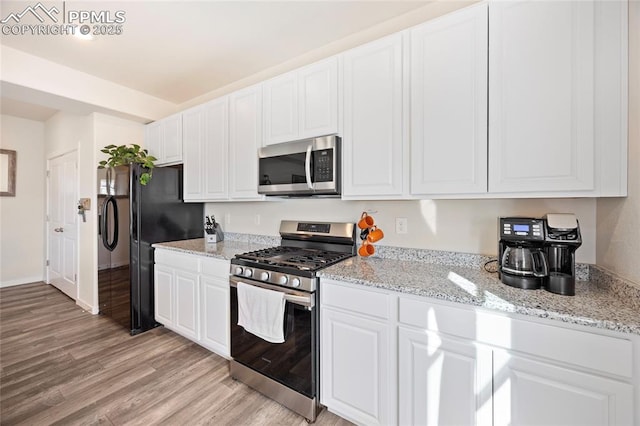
[0,149,17,197]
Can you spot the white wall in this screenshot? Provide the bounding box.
[596,1,640,287]
[43,112,143,312]
[179,1,477,110]
[206,198,597,263]
[45,111,91,308]
[0,115,46,286]
[1,45,175,122]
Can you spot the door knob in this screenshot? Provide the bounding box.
[54,227,64,232]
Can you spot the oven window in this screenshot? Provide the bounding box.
[230,287,317,398]
[259,153,311,185]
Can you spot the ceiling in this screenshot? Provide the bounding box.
[1,1,431,121]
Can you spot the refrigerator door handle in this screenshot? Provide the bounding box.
[101,195,119,252]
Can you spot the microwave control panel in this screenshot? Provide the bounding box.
[499,217,545,241]
[314,149,334,182]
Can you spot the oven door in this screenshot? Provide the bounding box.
[229,276,318,398]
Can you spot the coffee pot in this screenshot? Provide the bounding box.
[498,217,548,289]
[501,246,549,278]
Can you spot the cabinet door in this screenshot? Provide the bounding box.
[411,2,488,195]
[298,57,338,139]
[342,34,404,198]
[203,98,229,200]
[493,351,633,426]
[398,327,493,426]
[229,85,263,199]
[182,106,205,200]
[145,121,163,164]
[162,114,183,164]
[488,1,595,193]
[174,270,199,340]
[321,308,392,426]
[263,73,298,145]
[200,275,230,357]
[154,265,174,327]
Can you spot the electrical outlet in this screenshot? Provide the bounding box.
[254,214,261,225]
[225,213,231,225]
[396,217,408,234]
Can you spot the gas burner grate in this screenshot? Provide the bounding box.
[236,246,352,272]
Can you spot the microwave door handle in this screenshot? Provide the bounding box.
[304,144,313,190]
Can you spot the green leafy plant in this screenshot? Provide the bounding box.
[98,144,157,185]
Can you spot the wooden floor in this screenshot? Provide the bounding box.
[0,283,352,426]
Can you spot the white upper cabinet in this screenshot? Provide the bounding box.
[229,84,263,199]
[263,57,338,145]
[298,57,339,139]
[182,98,229,201]
[488,0,627,196]
[144,113,183,166]
[410,2,488,196]
[263,73,298,144]
[342,33,406,199]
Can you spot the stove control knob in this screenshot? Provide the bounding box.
[243,268,253,278]
[259,271,270,281]
[234,266,243,275]
[275,275,288,285]
[291,277,301,288]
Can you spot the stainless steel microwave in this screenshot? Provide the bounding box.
[258,135,341,197]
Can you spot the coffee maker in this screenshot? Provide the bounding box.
[544,213,582,296]
[498,217,548,289]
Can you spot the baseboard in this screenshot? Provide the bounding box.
[0,276,44,288]
[76,298,99,314]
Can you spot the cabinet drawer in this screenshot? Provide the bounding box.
[399,296,477,337]
[155,249,199,271]
[399,296,633,378]
[496,315,633,379]
[201,257,229,279]
[321,280,391,320]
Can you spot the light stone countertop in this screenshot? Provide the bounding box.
[319,256,640,336]
[152,238,273,261]
[152,237,640,336]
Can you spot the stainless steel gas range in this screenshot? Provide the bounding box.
[229,220,356,422]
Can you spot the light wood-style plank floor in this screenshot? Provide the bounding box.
[0,283,352,425]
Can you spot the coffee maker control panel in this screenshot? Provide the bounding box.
[500,217,545,241]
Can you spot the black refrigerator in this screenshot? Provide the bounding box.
[98,164,203,335]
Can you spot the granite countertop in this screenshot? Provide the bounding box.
[153,237,640,336]
[152,238,273,261]
[319,256,640,336]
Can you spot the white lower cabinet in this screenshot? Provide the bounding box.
[398,327,493,426]
[153,265,174,327]
[493,351,633,426]
[321,280,395,426]
[320,279,637,426]
[199,258,230,357]
[174,270,199,341]
[154,249,230,358]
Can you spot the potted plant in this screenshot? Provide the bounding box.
[98,144,157,185]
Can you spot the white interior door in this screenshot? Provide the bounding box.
[47,151,78,299]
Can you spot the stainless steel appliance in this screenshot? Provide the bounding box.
[544,213,582,296]
[498,217,548,289]
[229,220,356,422]
[258,135,341,197]
[98,164,203,334]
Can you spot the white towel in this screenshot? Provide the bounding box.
[237,282,286,343]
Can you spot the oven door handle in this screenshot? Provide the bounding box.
[230,277,314,308]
